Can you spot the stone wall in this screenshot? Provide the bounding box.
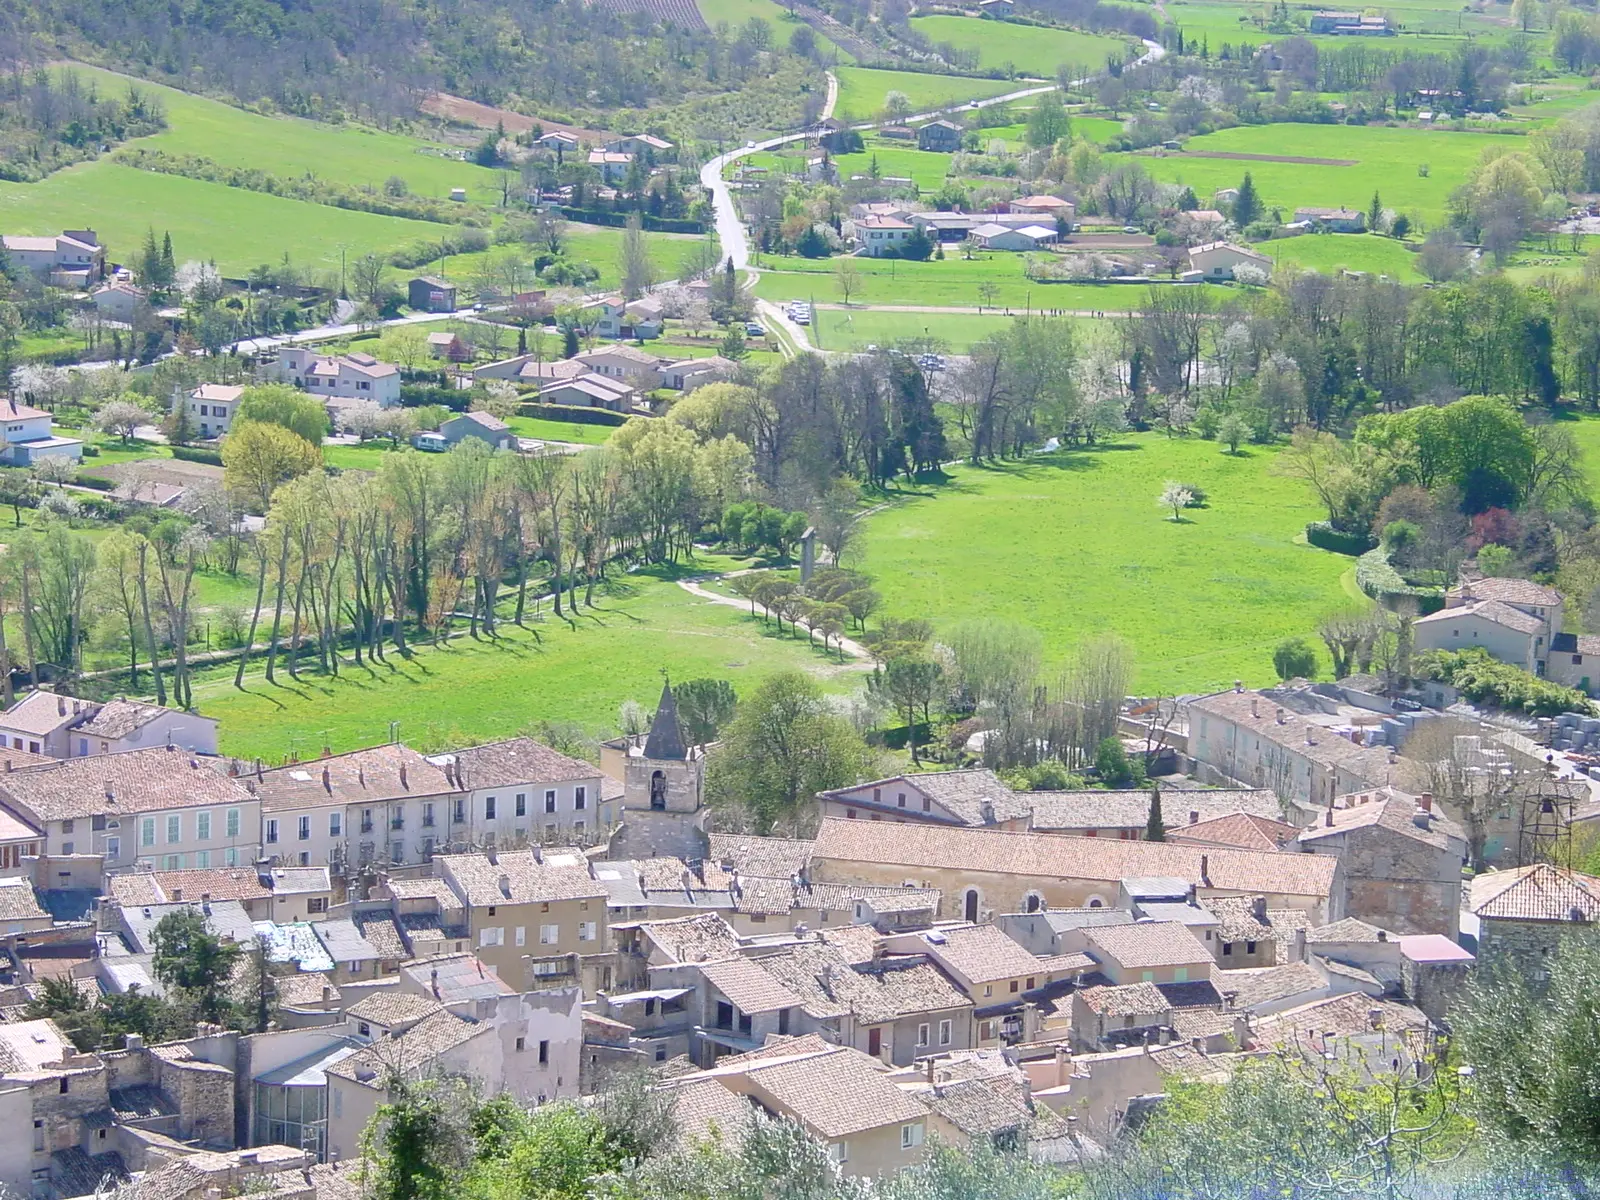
[1475,917,1568,981]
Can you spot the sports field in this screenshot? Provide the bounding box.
[191,564,865,758]
[853,435,1357,692]
[832,68,1027,121]
[1132,124,1513,226]
[907,16,1132,78]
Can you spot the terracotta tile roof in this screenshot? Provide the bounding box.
[327,1009,484,1085]
[922,1074,1068,1141]
[668,1078,755,1147]
[1184,690,1397,785]
[140,867,271,904]
[382,876,462,907]
[345,991,444,1026]
[274,972,337,1007]
[1415,598,1545,636]
[1205,896,1310,955]
[430,737,599,788]
[742,1047,930,1137]
[822,769,1027,825]
[0,878,46,923]
[1449,577,1563,609]
[253,744,455,813]
[1028,789,1282,833]
[641,913,743,963]
[1169,812,1301,851]
[1307,917,1392,942]
[812,818,1340,900]
[698,957,801,1014]
[1038,951,1097,975]
[1077,981,1170,1016]
[1171,1008,1239,1041]
[74,699,192,741]
[0,746,253,821]
[708,833,814,877]
[757,942,971,1023]
[1083,922,1212,970]
[1300,788,1465,852]
[354,912,408,960]
[715,1033,835,1067]
[437,848,605,906]
[1469,863,1600,922]
[1252,993,1430,1048]
[817,924,879,964]
[1213,961,1325,1010]
[921,924,1048,984]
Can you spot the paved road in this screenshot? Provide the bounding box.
[701,40,1165,274]
[229,306,482,357]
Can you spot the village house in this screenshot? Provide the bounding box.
[1,230,104,283]
[273,347,402,408]
[809,817,1344,924]
[1292,206,1367,230]
[573,343,667,390]
[1297,787,1467,936]
[910,212,978,243]
[435,847,614,994]
[662,356,738,392]
[816,769,1030,828]
[436,410,518,450]
[1413,576,1562,676]
[1187,241,1272,281]
[538,372,637,412]
[605,134,674,158]
[587,149,634,183]
[849,214,915,257]
[916,119,963,152]
[0,692,217,760]
[0,398,82,467]
[1174,209,1227,242]
[89,282,147,323]
[407,276,458,313]
[879,923,1054,1047]
[0,803,43,875]
[1184,685,1395,812]
[1467,862,1600,979]
[1077,921,1214,986]
[1008,195,1075,222]
[174,383,245,439]
[426,331,470,362]
[660,1038,937,1177]
[970,222,1057,252]
[107,863,334,924]
[423,736,616,846]
[1026,788,1285,839]
[582,295,664,341]
[0,747,259,883]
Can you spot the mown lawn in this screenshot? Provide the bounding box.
[0,161,445,277]
[906,16,1131,78]
[811,307,1032,351]
[190,565,866,758]
[832,68,1026,121]
[1131,124,1513,227]
[853,435,1357,693]
[507,415,618,445]
[834,142,956,191]
[1263,232,1424,282]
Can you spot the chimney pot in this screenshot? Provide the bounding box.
[56,696,65,716]
[400,763,409,787]
[1233,680,1243,693]
[1275,707,1285,724]
[1188,809,1199,825]
[1419,792,1433,812]
[1377,929,1387,942]
[1199,854,1210,887]
[1250,697,1259,719]
[322,767,331,792]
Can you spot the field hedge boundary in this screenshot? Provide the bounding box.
[74,474,117,492]
[515,403,628,426]
[1306,521,1374,555]
[1355,547,1444,611]
[557,207,704,234]
[170,445,224,466]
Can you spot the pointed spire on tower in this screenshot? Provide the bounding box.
[644,681,688,760]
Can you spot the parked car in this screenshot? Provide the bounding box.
[413,432,449,453]
[745,322,764,336]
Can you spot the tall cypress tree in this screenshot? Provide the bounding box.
[1144,785,1166,841]
[1233,173,1262,227]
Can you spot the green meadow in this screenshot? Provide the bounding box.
[191,565,865,759]
[906,16,1132,77]
[811,307,1037,351]
[1133,124,1515,226]
[832,68,1027,121]
[854,435,1357,693]
[1264,232,1424,282]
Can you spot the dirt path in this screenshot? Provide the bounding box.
[822,70,839,121]
[676,577,872,662]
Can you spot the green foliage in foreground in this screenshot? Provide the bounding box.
[1419,646,1594,717]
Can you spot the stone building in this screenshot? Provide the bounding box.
[1468,863,1600,980]
[607,684,709,861]
[1297,788,1467,936]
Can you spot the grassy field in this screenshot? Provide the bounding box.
[1159,0,1499,47]
[1133,124,1515,226]
[697,0,851,58]
[834,141,955,190]
[906,16,1132,78]
[0,161,445,278]
[190,564,866,758]
[1263,232,1424,282]
[752,256,1217,310]
[508,416,620,445]
[406,226,718,293]
[832,68,1027,121]
[811,307,1033,351]
[853,435,1357,692]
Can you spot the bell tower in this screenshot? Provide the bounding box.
[612,682,708,860]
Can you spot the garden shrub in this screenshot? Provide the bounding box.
[170,445,223,466]
[515,403,627,426]
[1307,521,1374,555]
[1355,547,1444,610]
[1420,647,1593,717]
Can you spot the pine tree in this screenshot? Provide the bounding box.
[517,326,527,355]
[139,228,161,286]
[1232,172,1262,227]
[1368,190,1383,231]
[1144,785,1166,841]
[159,231,175,286]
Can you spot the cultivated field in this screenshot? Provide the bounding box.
[906,16,1133,78]
[191,564,864,758]
[832,68,1027,121]
[853,435,1357,692]
[1131,124,1512,226]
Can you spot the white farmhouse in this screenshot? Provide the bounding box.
[0,399,82,466]
[1187,241,1273,281]
[275,347,402,408]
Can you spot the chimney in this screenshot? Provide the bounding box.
[1188,809,1199,826]
[1251,896,1267,922]
[981,799,996,825]
[400,762,409,788]
[1368,1007,1383,1031]
[1199,854,1211,887]
[1419,792,1433,812]
[1233,680,1243,693]
[255,759,264,781]
[1250,697,1259,719]
[1305,726,1316,746]
[1377,929,1387,942]
[56,695,65,716]
[430,967,440,998]
[1275,707,1286,725]
[1324,806,1334,828]
[926,1056,936,1093]
[104,780,114,803]
[1412,807,1432,831]
[125,1033,144,1050]
[485,845,497,866]
[4,760,11,773]
[322,766,332,793]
